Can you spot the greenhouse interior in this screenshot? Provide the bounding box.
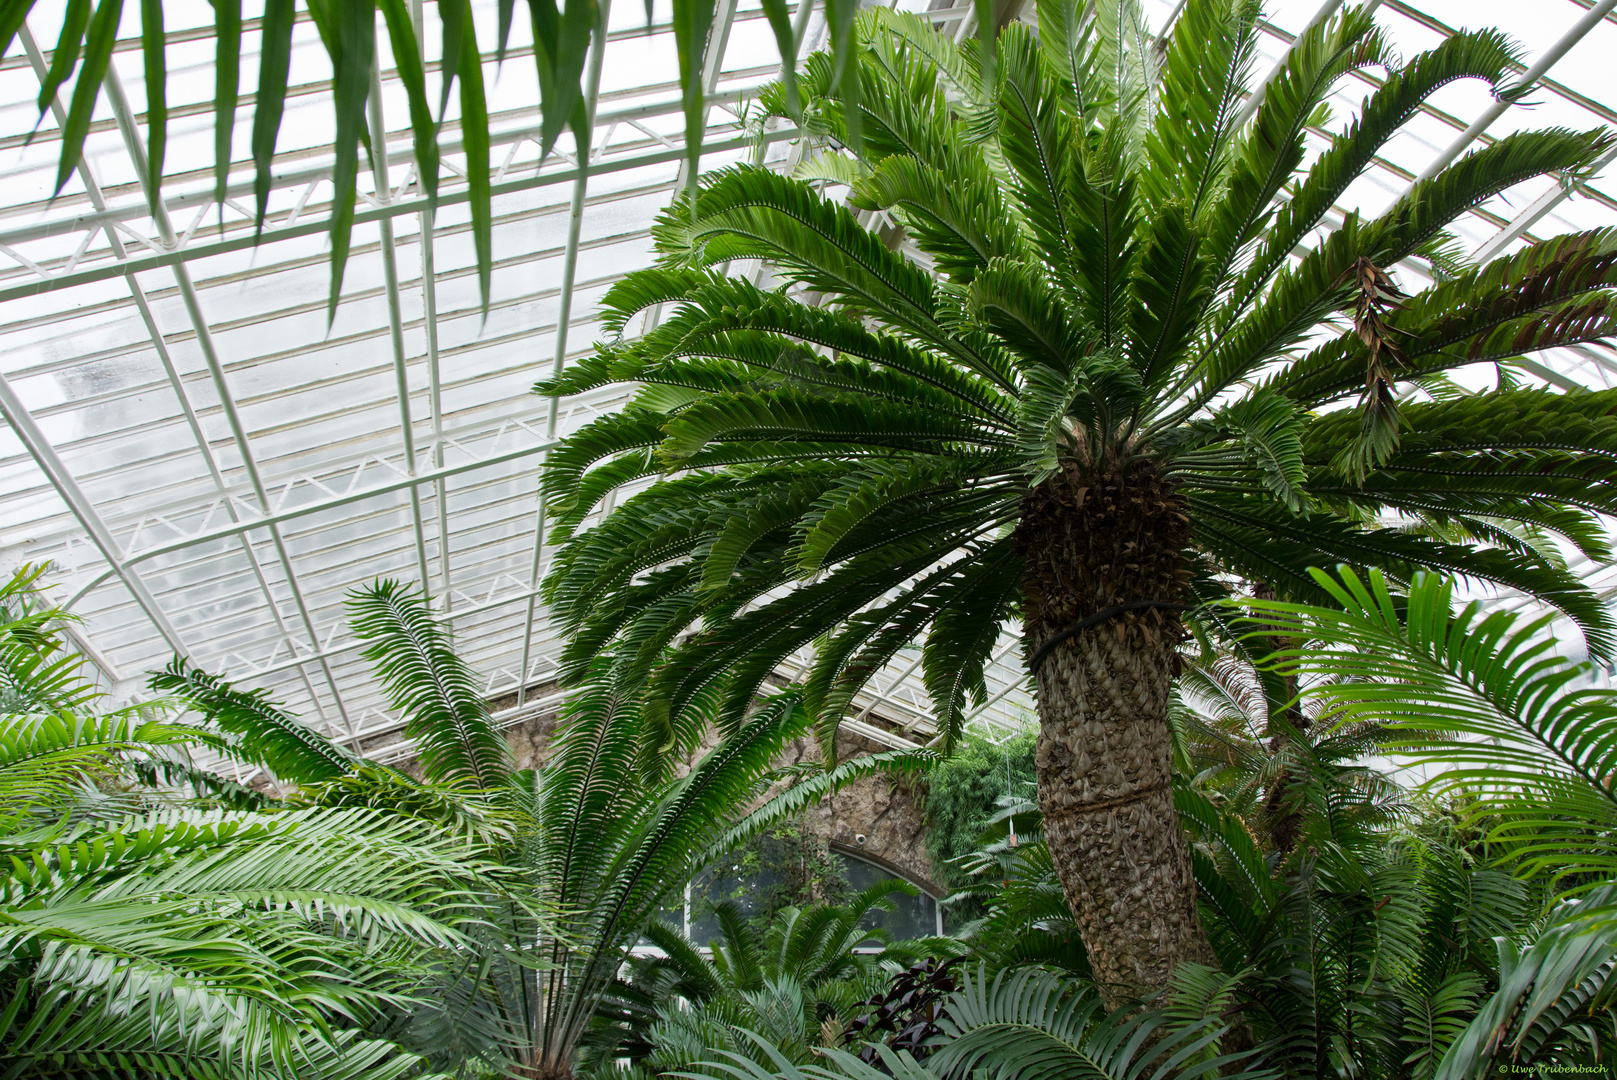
[2,0,1617,1075]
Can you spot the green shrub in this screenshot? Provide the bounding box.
[921,732,1035,891]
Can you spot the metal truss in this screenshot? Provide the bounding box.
[1,0,1614,758]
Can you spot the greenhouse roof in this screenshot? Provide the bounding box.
[1,0,1614,770]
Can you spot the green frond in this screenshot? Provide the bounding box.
[655,166,1020,389]
[1370,127,1615,266]
[346,580,512,790]
[704,476,842,593]
[656,390,1011,467]
[791,454,1014,575]
[1202,5,1386,287]
[1223,28,1523,329]
[1237,568,1617,885]
[994,24,1081,299]
[1189,495,1616,657]
[920,544,1022,753]
[927,964,1243,1080]
[1300,389,1617,520]
[1435,889,1617,1078]
[1064,129,1139,348]
[801,561,974,758]
[1139,0,1260,218]
[541,408,669,515]
[149,656,357,785]
[635,278,1016,421]
[968,256,1080,376]
[1127,202,1211,389]
[854,147,1023,284]
[863,7,987,107]
[1035,0,1106,129]
[1177,387,1312,513]
[0,708,200,822]
[0,565,100,715]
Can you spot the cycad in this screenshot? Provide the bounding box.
[0,569,496,1080]
[1235,566,1617,891]
[537,1,1617,1002]
[597,881,938,1075]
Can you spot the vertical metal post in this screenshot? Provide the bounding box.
[518,0,615,705]
[369,59,435,589]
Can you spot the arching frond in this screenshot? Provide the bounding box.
[1236,567,1617,887]
[149,657,357,785]
[347,580,512,791]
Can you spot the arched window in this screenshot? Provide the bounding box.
[660,845,944,948]
[834,847,943,939]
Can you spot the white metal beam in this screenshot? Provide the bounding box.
[1471,142,1617,263]
[103,66,352,727]
[519,0,616,706]
[59,426,567,611]
[19,25,337,722]
[1411,0,1617,185]
[0,372,187,654]
[369,58,434,590]
[0,123,798,305]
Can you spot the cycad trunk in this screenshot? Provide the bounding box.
[1016,459,1212,1006]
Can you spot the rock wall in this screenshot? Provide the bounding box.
[483,685,944,898]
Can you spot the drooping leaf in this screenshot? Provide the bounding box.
[52,0,121,196]
[458,6,492,315]
[674,0,717,184]
[250,0,295,229]
[36,0,89,122]
[211,0,241,214]
[319,0,377,323]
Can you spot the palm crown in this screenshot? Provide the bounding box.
[538,0,1617,1001]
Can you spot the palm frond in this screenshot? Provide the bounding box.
[1235,567,1617,887]
[149,656,358,785]
[927,964,1251,1080]
[1436,888,1617,1078]
[347,580,512,790]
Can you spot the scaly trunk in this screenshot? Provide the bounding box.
[1015,458,1212,1007]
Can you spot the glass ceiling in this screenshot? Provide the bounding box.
[1,0,1614,773]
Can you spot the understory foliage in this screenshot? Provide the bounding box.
[0,566,499,1080]
[1,567,934,1078]
[681,568,1617,1080]
[583,881,950,1076]
[919,733,1036,893]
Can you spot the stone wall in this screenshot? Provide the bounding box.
[483,687,945,898]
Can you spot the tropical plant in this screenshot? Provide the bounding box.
[920,732,1036,893]
[586,880,944,1075]
[141,576,934,1078]
[1227,567,1617,1076]
[942,795,1089,978]
[839,957,962,1066]
[1237,566,1617,892]
[524,671,934,1080]
[534,0,1617,1004]
[676,966,1251,1080]
[0,566,501,1080]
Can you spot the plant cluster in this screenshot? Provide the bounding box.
[6,0,1617,1076]
[535,0,1617,1005]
